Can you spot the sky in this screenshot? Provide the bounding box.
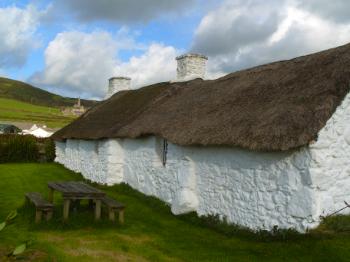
[1,0,350,100]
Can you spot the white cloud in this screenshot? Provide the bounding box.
[31,30,179,99]
[31,0,350,99]
[57,0,195,23]
[299,0,350,23]
[115,43,178,88]
[192,0,350,77]
[0,5,43,68]
[193,0,284,57]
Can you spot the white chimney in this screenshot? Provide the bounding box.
[105,76,131,99]
[176,53,208,81]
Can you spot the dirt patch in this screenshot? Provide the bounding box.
[65,247,148,262]
[117,234,153,245]
[0,248,48,262]
[40,234,66,243]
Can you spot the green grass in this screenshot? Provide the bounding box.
[0,98,76,128]
[1,163,350,261]
[0,77,96,108]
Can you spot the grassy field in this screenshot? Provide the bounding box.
[1,163,350,261]
[0,98,76,128]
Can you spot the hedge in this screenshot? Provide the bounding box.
[0,135,55,163]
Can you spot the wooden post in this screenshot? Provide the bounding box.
[95,199,101,220]
[35,210,42,224]
[119,209,124,224]
[108,208,115,222]
[46,210,53,221]
[25,196,29,206]
[72,200,81,212]
[63,199,70,221]
[48,188,54,203]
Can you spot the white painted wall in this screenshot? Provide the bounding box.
[309,93,350,219]
[54,93,350,232]
[56,137,316,232]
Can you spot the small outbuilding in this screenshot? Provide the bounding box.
[0,124,21,134]
[22,125,53,138]
[53,43,350,232]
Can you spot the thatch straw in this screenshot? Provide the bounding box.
[53,43,350,151]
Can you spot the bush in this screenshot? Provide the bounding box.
[44,139,56,162]
[317,215,350,233]
[0,135,55,163]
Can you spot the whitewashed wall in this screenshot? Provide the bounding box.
[56,137,317,232]
[55,94,350,232]
[309,93,350,219]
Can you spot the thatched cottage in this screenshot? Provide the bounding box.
[53,43,350,232]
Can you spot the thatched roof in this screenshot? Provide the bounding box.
[53,43,350,151]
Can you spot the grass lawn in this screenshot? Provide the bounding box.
[0,98,76,128]
[1,163,350,261]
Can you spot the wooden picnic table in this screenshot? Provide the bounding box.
[47,181,105,221]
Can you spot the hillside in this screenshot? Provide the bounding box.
[0,98,76,128]
[0,77,96,108]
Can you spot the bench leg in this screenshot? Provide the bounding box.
[63,199,70,221]
[46,210,53,221]
[95,200,101,221]
[119,209,125,225]
[108,208,115,222]
[25,196,30,206]
[48,188,54,203]
[72,200,81,212]
[35,210,42,223]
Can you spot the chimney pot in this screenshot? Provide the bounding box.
[176,53,208,81]
[105,76,131,99]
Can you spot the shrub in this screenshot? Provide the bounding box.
[43,138,56,162]
[318,215,350,233]
[0,135,55,163]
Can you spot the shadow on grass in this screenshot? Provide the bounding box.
[19,200,125,232]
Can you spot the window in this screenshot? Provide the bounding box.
[155,137,168,166]
[162,139,168,166]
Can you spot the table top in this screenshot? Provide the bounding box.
[48,181,105,198]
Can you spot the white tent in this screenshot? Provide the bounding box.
[29,124,38,131]
[22,125,53,138]
[30,127,53,138]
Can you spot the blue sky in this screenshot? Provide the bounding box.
[1,0,350,99]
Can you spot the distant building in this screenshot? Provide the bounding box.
[61,98,86,116]
[0,124,21,134]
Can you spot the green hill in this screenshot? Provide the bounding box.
[0,98,76,128]
[0,77,96,108]
[0,77,98,128]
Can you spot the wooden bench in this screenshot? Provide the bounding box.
[25,192,53,223]
[102,196,125,224]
